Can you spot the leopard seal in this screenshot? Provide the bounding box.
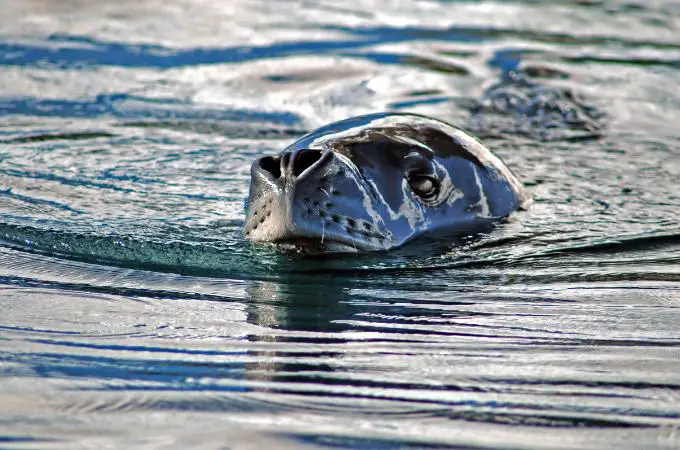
[243,112,531,253]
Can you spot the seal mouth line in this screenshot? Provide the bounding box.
[274,236,376,253]
[273,223,385,251]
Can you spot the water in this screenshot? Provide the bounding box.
[1,0,679,448]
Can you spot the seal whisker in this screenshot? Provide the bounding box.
[348,231,358,253]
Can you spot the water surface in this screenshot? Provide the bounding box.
[1,0,679,448]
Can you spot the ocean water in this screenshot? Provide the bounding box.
[0,0,679,448]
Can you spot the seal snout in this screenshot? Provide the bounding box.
[244,148,387,251]
[254,148,326,182]
[244,147,338,242]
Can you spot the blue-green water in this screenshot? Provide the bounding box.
[1,1,679,448]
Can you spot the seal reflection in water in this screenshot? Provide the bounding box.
[243,113,531,253]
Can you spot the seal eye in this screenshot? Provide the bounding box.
[408,175,439,199]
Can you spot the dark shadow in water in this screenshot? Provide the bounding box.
[2,25,678,70]
[341,51,471,75]
[4,350,248,389]
[0,93,301,125]
[320,24,680,51]
[0,437,54,444]
[289,433,490,450]
[0,31,477,69]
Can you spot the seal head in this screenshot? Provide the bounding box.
[243,113,530,253]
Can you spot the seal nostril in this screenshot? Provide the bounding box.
[292,149,323,177]
[346,218,356,228]
[259,156,281,179]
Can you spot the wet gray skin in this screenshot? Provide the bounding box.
[243,113,531,253]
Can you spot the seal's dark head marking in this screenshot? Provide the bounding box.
[243,113,531,253]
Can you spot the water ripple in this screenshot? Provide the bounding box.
[1,0,679,448]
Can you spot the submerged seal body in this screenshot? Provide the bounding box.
[243,113,530,253]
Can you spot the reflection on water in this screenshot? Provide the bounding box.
[1,0,679,448]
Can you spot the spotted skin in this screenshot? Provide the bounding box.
[243,113,531,253]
